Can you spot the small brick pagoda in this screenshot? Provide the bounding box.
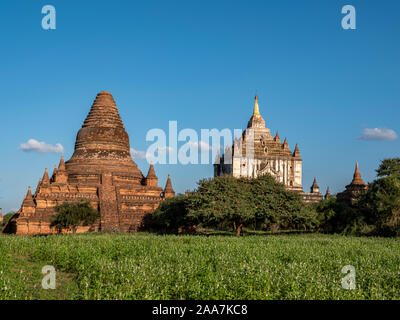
[3,91,174,235]
[336,162,367,204]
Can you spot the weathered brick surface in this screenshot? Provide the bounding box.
[3,91,174,235]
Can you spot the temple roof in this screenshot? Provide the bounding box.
[146,163,157,179]
[247,95,266,129]
[164,174,174,192]
[22,186,35,207]
[35,178,42,195]
[82,91,125,129]
[350,162,366,186]
[219,94,301,161]
[282,138,290,151]
[293,144,301,157]
[65,91,142,178]
[58,155,66,172]
[42,168,50,185]
[274,131,281,143]
[325,186,331,197]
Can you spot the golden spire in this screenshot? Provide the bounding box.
[253,94,260,116]
[247,93,266,129]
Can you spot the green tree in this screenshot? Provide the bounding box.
[152,195,191,232]
[318,158,400,237]
[1,212,16,228]
[358,161,400,236]
[186,176,255,236]
[186,175,313,236]
[50,201,100,233]
[376,158,400,178]
[315,197,360,234]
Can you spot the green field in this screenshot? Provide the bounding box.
[0,233,399,300]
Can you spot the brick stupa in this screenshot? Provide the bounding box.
[337,162,367,204]
[3,91,174,235]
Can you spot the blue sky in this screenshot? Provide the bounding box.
[1,0,399,213]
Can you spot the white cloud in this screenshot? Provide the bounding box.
[357,128,398,141]
[187,141,212,152]
[157,146,174,153]
[130,148,147,159]
[130,146,174,161]
[19,139,64,153]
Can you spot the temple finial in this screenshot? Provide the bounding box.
[293,143,301,157]
[283,137,289,149]
[27,186,32,198]
[22,186,35,207]
[146,162,157,179]
[325,186,331,199]
[310,177,320,193]
[42,168,50,185]
[351,161,365,185]
[162,174,175,199]
[58,155,66,171]
[253,94,260,116]
[275,131,281,143]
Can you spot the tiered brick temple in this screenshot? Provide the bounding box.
[336,162,368,204]
[3,91,174,235]
[214,95,323,203]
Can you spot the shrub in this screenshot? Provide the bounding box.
[50,201,100,233]
[152,195,192,232]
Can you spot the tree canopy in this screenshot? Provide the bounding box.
[376,158,400,178]
[358,158,400,236]
[154,174,318,236]
[155,158,400,237]
[1,212,16,228]
[316,158,400,236]
[50,201,100,233]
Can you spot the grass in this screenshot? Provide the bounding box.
[0,232,399,300]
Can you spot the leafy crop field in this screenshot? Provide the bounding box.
[0,233,399,300]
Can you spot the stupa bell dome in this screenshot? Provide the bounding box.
[66,91,142,179]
